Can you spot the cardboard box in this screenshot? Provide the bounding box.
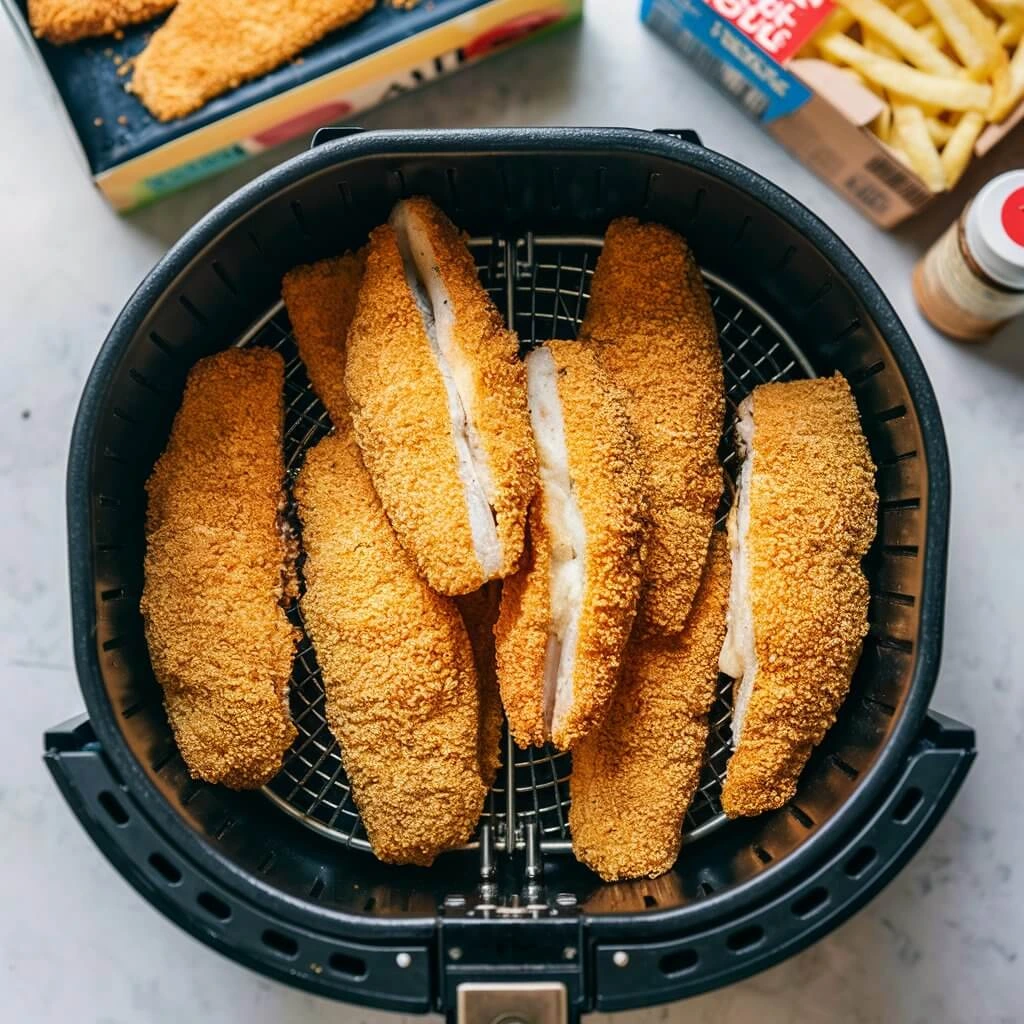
[641,0,1021,228]
[6,0,582,211]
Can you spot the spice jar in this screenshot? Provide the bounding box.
[913,170,1024,342]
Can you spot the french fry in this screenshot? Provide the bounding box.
[814,0,1021,199]
[873,102,895,141]
[997,14,1024,44]
[918,20,947,45]
[818,33,993,109]
[892,98,948,189]
[864,28,901,58]
[926,114,956,142]
[895,0,932,23]
[883,137,916,167]
[920,0,1005,74]
[838,0,961,72]
[989,37,1024,120]
[820,8,858,35]
[941,110,987,184]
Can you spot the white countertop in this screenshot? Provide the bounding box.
[2,2,1022,1021]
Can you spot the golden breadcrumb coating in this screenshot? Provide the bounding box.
[456,583,504,789]
[132,0,375,121]
[496,342,647,751]
[493,502,551,748]
[581,217,725,638]
[281,251,364,427]
[141,348,298,789]
[346,214,536,595]
[29,0,173,43]
[296,432,487,865]
[399,197,537,577]
[722,374,878,818]
[284,237,488,862]
[345,224,477,593]
[570,534,729,881]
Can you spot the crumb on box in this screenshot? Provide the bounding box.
[93,116,104,127]
[117,115,128,125]
[113,29,124,40]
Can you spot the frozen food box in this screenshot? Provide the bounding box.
[5,0,583,211]
[641,0,1022,228]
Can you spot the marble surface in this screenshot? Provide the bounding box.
[2,2,1023,1021]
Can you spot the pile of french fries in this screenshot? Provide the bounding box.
[800,0,1024,191]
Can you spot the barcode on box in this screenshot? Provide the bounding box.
[844,172,891,216]
[865,155,931,208]
[648,2,769,118]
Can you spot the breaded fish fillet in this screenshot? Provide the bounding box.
[132,0,375,121]
[141,348,298,789]
[296,431,488,865]
[580,218,725,638]
[456,583,504,789]
[720,374,877,817]
[281,251,364,426]
[29,0,173,43]
[570,534,730,881]
[495,342,646,751]
[346,199,537,595]
[283,251,490,858]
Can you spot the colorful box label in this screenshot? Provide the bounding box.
[704,0,834,62]
[641,0,812,123]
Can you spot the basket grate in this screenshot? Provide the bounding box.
[255,233,811,855]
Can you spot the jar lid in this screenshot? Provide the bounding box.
[966,171,1024,290]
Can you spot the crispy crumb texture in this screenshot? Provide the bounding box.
[346,206,536,596]
[496,342,647,751]
[581,217,725,638]
[281,251,364,427]
[456,583,505,789]
[722,374,878,818]
[132,0,375,120]
[284,255,489,861]
[493,502,551,748]
[398,198,537,580]
[296,432,487,865]
[141,347,298,789]
[570,534,729,881]
[29,0,173,43]
[345,222,480,593]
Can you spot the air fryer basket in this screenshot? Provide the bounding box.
[54,128,974,1021]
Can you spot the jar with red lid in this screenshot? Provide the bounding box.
[913,171,1024,342]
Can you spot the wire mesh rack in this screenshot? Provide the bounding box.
[254,232,812,855]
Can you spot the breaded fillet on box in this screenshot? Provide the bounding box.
[720,374,878,817]
[29,0,173,43]
[283,254,489,863]
[141,348,298,789]
[496,342,647,751]
[132,0,375,121]
[580,217,725,638]
[345,198,537,596]
[571,534,730,881]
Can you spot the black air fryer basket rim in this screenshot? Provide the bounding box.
[66,127,950,938]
